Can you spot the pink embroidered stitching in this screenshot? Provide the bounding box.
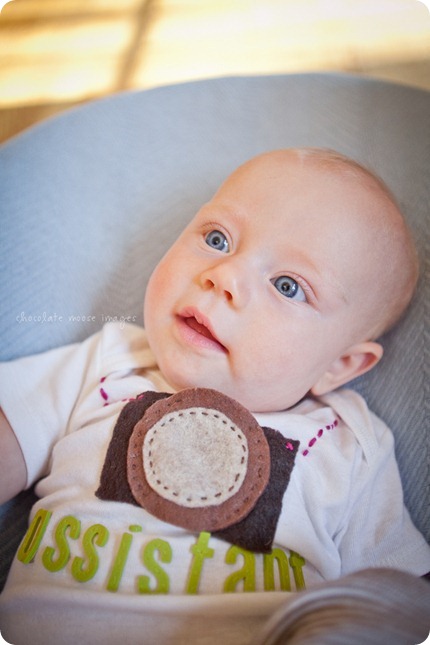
[99,378,147,407]
[99,377,109,406]
[302,419,338,456]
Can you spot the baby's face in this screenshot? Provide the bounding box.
[144,152,384,412]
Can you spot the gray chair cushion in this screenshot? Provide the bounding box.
[0,74,428,591]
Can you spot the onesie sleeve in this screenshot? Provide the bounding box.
[0,330,103,489]
[336,410,430,577]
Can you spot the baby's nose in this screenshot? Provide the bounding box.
[199,260,250,307]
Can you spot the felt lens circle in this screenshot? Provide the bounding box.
[143,407,249,508]
[127,388,270,532]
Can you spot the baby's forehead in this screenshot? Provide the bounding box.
[204,150,408,269]
[239,149,390,198]
[223,152,390,225]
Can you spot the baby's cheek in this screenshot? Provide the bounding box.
[144,268,168,327]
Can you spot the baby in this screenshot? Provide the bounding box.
[0,148,429,645]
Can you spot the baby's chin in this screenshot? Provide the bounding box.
[156,366,297,413]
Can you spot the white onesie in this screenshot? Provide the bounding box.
[0,323,429,645]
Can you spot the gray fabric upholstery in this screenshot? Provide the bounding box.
[0,74,428,592]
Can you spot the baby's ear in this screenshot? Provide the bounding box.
[311,342,383,397]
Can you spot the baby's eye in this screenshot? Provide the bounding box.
[205,230,229,253]
[272,276,307,302]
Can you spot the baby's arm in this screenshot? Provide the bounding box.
[0,408,26,504]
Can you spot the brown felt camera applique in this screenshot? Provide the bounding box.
[96,388,299,553]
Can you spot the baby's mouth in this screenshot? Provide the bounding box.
[185,316,217,341]
[177,309,228,353]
